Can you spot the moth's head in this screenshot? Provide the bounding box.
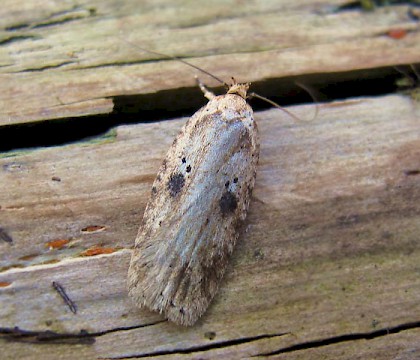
[226,78,250,99]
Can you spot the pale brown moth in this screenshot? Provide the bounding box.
[127,47,260,326]
[128,80,259,326]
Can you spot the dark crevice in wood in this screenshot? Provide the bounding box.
[39,5,93,22]
[5,23,31,31]
[110,332,289,359]
[3,5,96,33]
[257,320,420,356]
[0,327,96,345]
[17,61,76,73]
[0,64,418,153]
[336,0,420,12]
[31,15,88,30]
[0,320,166,344]
[74,58,176,70]
[0,35,38,45]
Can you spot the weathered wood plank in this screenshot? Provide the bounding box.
[1,93,419,359]
[1,0,419,125]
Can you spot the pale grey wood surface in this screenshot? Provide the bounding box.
[1,0,419,125]
[1,94,420,359]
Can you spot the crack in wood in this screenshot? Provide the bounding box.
[2,6,96,34]
[0,35,38,46]
[1,63,418,154]
[78,54,221,71]
[108,332,289,359]
[31,15,87,30]
[0,327,95,345]
[256,320,420,356]
[0,320,166,345]
[18,61,76,73]
[336,0,419,12]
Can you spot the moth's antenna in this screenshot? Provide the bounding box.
[119,36,319,122]
[294,81,320,121]
[249,81,319,122]
[394,66,414,85]
[411,64,420,81]
[118,37,227,86]
[248,92,302,122]
[394,64,420,88]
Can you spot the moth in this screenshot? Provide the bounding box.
[127,49,260,326]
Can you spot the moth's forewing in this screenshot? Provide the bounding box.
[128,94,259,326]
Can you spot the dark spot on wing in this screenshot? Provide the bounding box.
[167,172,185,197]
[225,181,230,188]
[233,177,238,183]
[186,165,191,173]
[182,157,186,163]
[151,186,157,194]
[219,191,238,216]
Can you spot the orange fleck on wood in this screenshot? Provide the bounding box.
[387,29,407,39]
[81,225,106,233]
[80,247,116,256]
[0,281,12,287]
[45,239,70,249]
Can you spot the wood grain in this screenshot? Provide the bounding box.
[1,94,420,359]
[1,0,420,125]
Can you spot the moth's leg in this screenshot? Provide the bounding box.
[195,76,215,100]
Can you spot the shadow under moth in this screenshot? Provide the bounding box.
[127,54,260,325]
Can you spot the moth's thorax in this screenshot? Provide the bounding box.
[204,94,254,132]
